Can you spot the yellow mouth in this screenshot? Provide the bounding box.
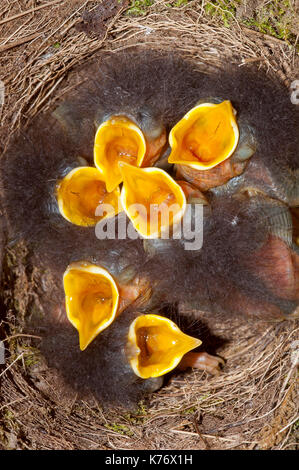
[63,262,119,351]
[127,314,202,378]
[119,162,186,239]
[94,116,146,193]
[56,166,120,226]
[169,100,239,170]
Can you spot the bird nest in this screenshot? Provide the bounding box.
[0,0,298,450]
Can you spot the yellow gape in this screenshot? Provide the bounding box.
[127,314,202,378]
[169,100,239,169]
[56,167,120,226]
[94,116,146,192]
[120,163,186,239]
[63,262,119,351]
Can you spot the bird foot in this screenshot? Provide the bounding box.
[177,351,225,376]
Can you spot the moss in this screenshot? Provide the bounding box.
[127,0,154,16]
[3,410,14,422]
[183,406,198,415]
[174,0,190,6]
[126,0,297,46]
[23,348,40,368]
[104,422,134,436]
[204,0,297,45]
[1,409,20,438]
[122,402,148,425]
[14,344,41,368]
[204,0,240,27]
[137,400,148,416]
[242,2,296,44]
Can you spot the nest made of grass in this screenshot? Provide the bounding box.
[0,0,298,450]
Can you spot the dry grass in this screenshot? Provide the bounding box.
[0,0,298,450]
[1,0,297,147]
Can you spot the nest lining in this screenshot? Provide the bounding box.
[0,0,298,450]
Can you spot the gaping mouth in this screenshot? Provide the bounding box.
[127,314,202,378]
[119,162,186,239]
[94,116,147,192]
[168,100,239,170]
[63,262,120,350]
[56,166,120,226]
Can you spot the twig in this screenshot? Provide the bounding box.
[0,353,24,377]
[241,26,287,45]
[0,16,31,47]
[3,333,42,342]
[171,429,247,443]
[0,396,28,412]
[278,349,299,399]
[0,1,19,18]
[241,57,266,64]
[192,414,209,449]
[0,0,63,26]
[28,75,64,115]
[0,32,42,53]
[278,415,299,435]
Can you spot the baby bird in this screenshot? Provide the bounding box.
[2,50,298,267]
[52,51,299,205]
[1,49,298,406]
[27,259,222,407]
[18,190,298,406]
[142,191,298,321]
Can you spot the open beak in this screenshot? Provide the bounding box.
[119,162,186,239]
[168,100,239,170]
[56,166,120,226]
[94,116,146,193]
[63,262,119,350]
[127,314,202,379]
